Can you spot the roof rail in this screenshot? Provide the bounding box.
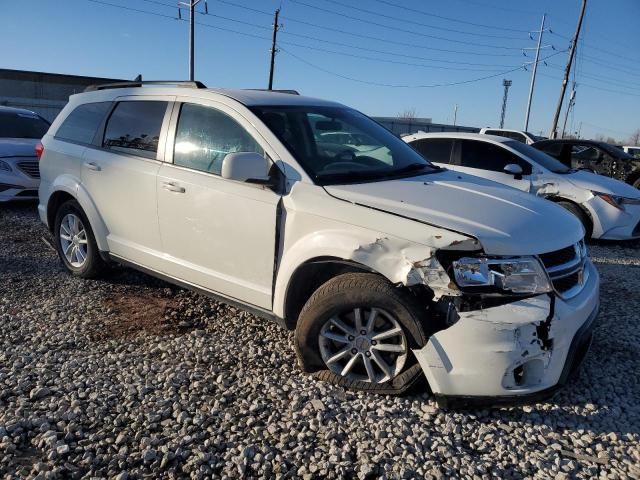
[84,80,207,92]
[245,89,300,95]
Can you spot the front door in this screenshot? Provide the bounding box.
[156,100,280,309]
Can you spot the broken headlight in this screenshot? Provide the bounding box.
[451,256,552,294]
[592,191,640,211]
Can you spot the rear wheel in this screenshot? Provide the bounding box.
[295,273,430,394]
[557,200,593,239]
[54,200,107,278]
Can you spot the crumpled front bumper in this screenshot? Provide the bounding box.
[414,259,600,407]
[585,196,640,240]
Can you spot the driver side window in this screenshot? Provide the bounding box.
[173,103,263,175]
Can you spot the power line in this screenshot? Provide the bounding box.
[305,0,527,40]
[549,31,640,65]
[369,0,534,32]
[206,0,526,57]
[538,72,640,98]
[280,48,566,89]
[287,0,531,50]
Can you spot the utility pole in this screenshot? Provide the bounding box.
[178,0,206,81]
[268,8,281,90]
[549,0,587,138]
[499,79,512,129]
[453,104,458,126]
[561,83,577,138]
[524,13,546,132]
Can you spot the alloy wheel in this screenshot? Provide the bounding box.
[59,213,88,268]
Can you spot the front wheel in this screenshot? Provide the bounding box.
[294,273,430,394]
[53,199,107,278]
[557,201,593,240]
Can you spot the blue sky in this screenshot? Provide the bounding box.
[2,0,639,141]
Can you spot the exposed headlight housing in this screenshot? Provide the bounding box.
[452,256,552,294]
[592,191,640,211]
[0,160,12,172]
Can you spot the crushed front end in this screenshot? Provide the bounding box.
[414,240,600,407]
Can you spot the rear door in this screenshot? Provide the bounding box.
[155,98,281,309]
[452,139,533,191]
[81,96,174,269]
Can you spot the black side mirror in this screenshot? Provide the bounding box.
[503,163,524,180]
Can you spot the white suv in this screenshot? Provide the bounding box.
[479,127,544,145]
[38,81,599,407]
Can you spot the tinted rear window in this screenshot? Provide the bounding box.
[103,101,167,159]
[0,111,50,139]
[56,102,111,144]
[410,138,454,164]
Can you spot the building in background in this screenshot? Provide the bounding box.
[0,69,125,121]
[372,116,478,136]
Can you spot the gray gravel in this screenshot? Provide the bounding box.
[1,202,639,479]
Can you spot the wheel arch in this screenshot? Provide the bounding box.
[626,169,640,188]
[547,195,594,238]
[47,177,110,251]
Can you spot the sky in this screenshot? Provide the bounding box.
[2,0,639,142]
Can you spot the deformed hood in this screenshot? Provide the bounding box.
[325,169,584,256]
[0,138,39,158]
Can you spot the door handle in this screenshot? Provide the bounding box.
[84,162,101,171]
[162,181,186,193]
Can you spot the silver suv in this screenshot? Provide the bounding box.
[38,81,599,407]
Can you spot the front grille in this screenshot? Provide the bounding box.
[538,240,587,299]
[17,160,40,178]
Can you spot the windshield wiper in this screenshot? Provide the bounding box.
[392,162,441,175]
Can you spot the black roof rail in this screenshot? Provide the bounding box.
[84,80,207,92]
[245,89,300,95]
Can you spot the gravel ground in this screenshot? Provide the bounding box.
[1,202,639,479]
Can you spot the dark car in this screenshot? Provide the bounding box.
[532,139,640,188]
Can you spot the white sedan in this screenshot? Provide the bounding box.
[405,132,640,240]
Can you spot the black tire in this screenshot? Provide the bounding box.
[53,199,107,278]
[632,176,640,189]
[294,272,430,395]
[557,200,593,240]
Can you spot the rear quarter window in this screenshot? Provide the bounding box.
[55,102,112,144]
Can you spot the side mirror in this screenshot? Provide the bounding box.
[503,163,524,179]
[221,152,277,188]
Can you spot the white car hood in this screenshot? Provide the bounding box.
[0,138,39,158]
[565,170,640,198]
[325,169,584,256]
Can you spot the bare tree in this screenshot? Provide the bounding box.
[605,136,619,145]
[628,129,640,146]
[397,108,418,120]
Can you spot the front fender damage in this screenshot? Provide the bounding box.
[349,236,478,299]
[414,294,558,397]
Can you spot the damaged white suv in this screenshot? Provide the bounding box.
[38,82,599,407]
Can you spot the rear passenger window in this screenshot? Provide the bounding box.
[411,139,453,164]
[103,101,168,159]
[459,140,532,174]
[173,103,263,175]
[55,102,111,144]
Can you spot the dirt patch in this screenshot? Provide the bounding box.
[93,293,181,340]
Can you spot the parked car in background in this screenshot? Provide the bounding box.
[0,106,50,201]
[39,81,598,406]
[621,145,640,159]
[479,127,545,145]
[532,139,640,188]
[405,132,640,240]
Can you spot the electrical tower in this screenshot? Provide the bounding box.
[499,79,512,129]
[178,0,208,81]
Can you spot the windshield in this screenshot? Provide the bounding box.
[504,140,571,173]
[0,111,50,139]
[250,105,439,185]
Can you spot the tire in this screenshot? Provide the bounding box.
[53,199,107,278]
[557,200,593,240]
[294,272,430,395]
[632,177,640,189]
